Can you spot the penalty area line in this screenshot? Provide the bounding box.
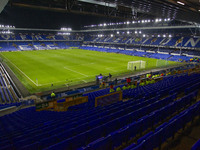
[82,80,87,83]
[37,76,91,86]
[105,68,118,72]
[64,67,89,77]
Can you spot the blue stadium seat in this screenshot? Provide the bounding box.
[137,131,154,144]
[129,140,145,150]
[191,139,200,150]
[39,135,58,149]
[21,142,39,150]
[87,135,112,150]
[123,143,136,150]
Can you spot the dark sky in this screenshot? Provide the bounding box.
[0,5,119,30]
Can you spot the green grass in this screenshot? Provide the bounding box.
[0,49,179,93]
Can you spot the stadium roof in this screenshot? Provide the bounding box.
[9,0,200,23]
[0,0,199,29]
[5,25,199,32]
[0,0,8,14]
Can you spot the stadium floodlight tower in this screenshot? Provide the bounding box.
[127,60,146,71]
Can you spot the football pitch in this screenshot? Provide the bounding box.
[0,49,179,93]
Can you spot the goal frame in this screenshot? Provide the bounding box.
[127,60,146,71]
[156,59,169,67]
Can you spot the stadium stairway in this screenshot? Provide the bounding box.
[167,55,174,60]
[0,72,200,150]
[0,64,19,104]
[0,74,17,104]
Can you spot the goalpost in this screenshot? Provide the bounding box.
[127,60,146,71]
[156,59,169,67]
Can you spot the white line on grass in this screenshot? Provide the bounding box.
[1,52,122,87]
[105,68,118,72]
[1,54,38,86]
[64,67,89,77]
[39,80,69,86]
[38,76,92,86]
[2,54,91,87]
[64,62,95,68]
[82,80,87,83]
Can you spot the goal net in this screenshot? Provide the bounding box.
[156,59,169,67]
[127,60,146,71]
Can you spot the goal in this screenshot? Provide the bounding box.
[127,60,146,71]
[156,59,169,67]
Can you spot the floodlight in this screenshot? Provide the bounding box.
[177,1,185,5]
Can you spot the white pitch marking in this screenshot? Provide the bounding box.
[64,67,89,77]
[105,68,118,72]
[82,80,87,83]
[1,54,38,86]
[34,76,93,86]
[65,62,95,68]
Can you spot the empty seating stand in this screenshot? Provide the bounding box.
[0,72,200,150]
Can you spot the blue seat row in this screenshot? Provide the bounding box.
[0,73,200,150]
[76,90,198,150]
[124,100,200,150]
[192,139,200,150]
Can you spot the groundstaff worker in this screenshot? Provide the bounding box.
[51,91,56,99]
